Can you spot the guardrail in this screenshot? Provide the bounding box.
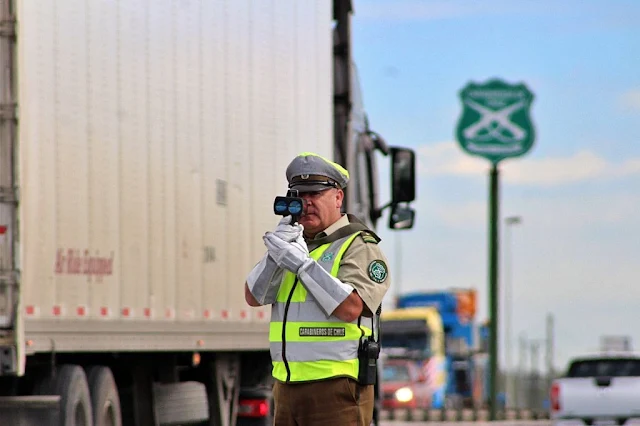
[380,408,551,422]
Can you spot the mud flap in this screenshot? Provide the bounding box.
[205,354,240,426]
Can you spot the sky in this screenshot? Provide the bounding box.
[351,0,640,372]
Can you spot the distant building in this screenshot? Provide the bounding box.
[600,335,632,352]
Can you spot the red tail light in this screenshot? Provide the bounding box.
[237,399,269,417]
[550,382,560,411]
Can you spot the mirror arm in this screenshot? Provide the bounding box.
[370,201,393,223]
[368,130,390,156]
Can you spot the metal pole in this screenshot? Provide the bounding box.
[504,216,521,408]
[518,333,527,409]
[546,313,555,391]
[504,223,511,408]
[488,164,500,419]
[529,341,540,410]
[394,233,402,300]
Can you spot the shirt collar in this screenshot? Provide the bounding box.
[313,214,350,240]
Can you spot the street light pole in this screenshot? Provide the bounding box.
[518,332,528,409]
[504,215,522,408]
[546,313,555,395]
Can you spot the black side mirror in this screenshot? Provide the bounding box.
[389,204,415,230]
[390,148,416,203]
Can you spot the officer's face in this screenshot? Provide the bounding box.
[299,188,343,237]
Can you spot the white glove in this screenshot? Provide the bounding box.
[263,232,310,274]
[298,260,354,317]
[273,216,304,243]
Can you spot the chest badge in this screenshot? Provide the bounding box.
[321,252,334,262]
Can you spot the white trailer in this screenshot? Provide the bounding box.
[0,1,416,425]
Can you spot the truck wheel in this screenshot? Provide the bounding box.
[87,366,122,426]
[35,365,93,426]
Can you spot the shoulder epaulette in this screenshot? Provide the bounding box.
[360,231,380,244]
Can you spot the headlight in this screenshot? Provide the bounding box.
[394,387,414,402]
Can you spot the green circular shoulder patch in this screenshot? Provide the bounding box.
[368,260,388,283]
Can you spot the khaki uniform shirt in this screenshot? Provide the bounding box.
[307,214,391,317]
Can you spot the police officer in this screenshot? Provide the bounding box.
[244,152,391,426]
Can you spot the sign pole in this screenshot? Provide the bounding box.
[454,78,535,419]
[488,163,500,420]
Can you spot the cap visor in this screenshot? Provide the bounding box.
[289,183,335,193]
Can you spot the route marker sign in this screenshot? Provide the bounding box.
[456,79,535,164]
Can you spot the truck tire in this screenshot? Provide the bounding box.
[35,365,93,426]
[87,366,122,426]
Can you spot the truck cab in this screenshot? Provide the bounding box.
[395,289,481,408]
[333,0,416,232]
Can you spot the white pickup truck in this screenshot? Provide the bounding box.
[551,353,640,425]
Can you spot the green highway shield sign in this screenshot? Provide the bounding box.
[455,79,535,164]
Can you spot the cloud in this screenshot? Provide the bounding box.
[503,151,607,185]
[428,191,640,231]
[417,142,486,176]
[433,201,485,228]
[619,158,640,175]
[378,184,640,366]
[418,141,640,186]
[619,89,640,112]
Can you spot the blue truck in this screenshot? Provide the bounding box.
[395,289,490,408]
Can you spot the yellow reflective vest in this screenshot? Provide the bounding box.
[269,231,372,382]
